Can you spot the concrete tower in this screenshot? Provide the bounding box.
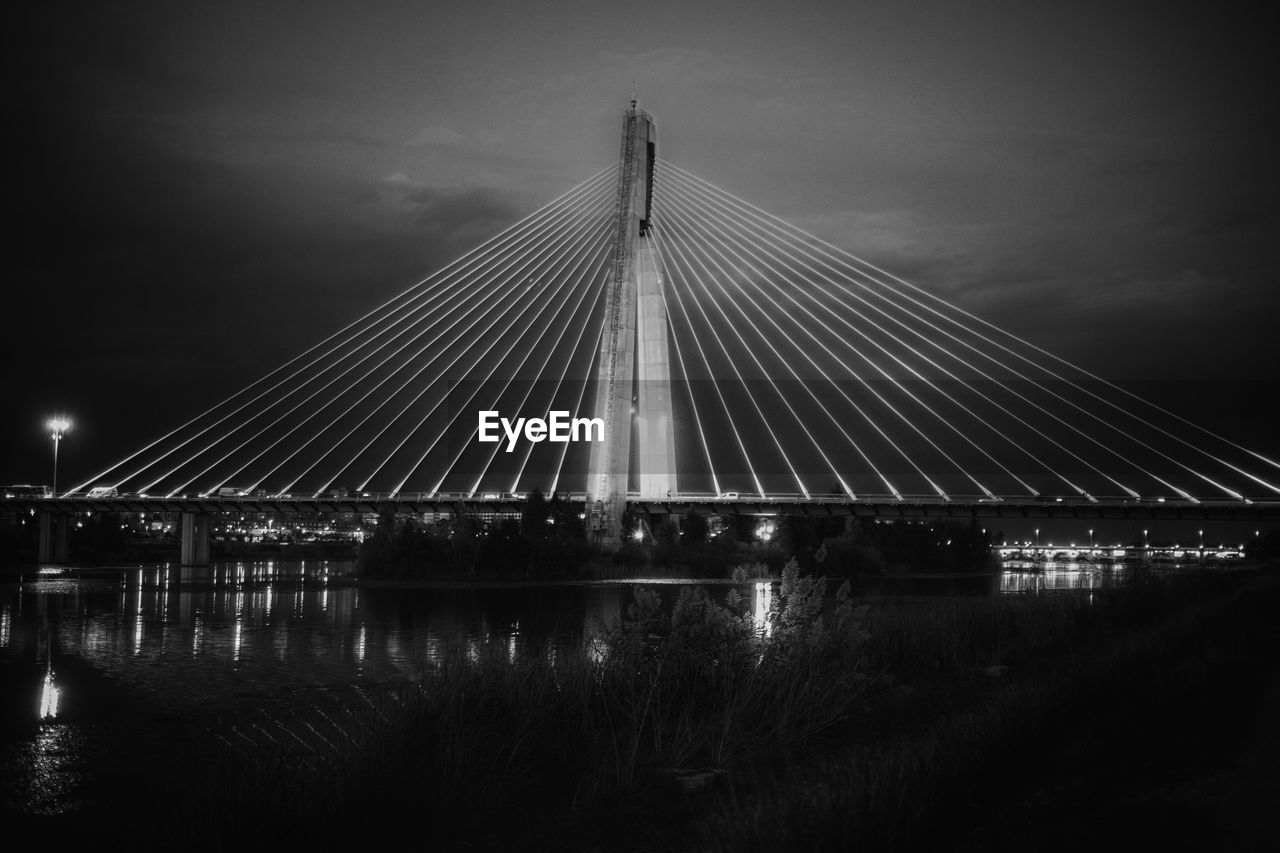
[587,101,676,543]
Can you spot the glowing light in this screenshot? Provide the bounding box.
[753,581,774,638]
[39,670,60,719]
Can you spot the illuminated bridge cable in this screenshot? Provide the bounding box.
[284,220,599,498]
[803,208,1280,477]
[316,192,616,495]
[445,226,613,496]
[663,162,1275,500]
[226,173,617,494]
[653,209,860,498]
[163,183,614,498]
[465,245,610,496]
[650,225,763,498]
[661,183,992,497]
[671,165,1195,501]
[250,195,611,497]
[855,257,1280,496]
[653,245,722,497]
[659,166,1072,498]
[660,164,1229,500]
[662,181,1035,498]
[348,199,613,494]
[665,162,1159,499]
[371,200,616,495]
[72,148,1278,503]
[658,164,1144,499]
[196,166,613,496]
[229,203,603,495]
[508,257,610,495]
[113,168,615,496]
[68,166,613,496]
[653,219,810,497]
[546,325,606,496]
[660,181,997,498]
[391,219,611,497]
[231,181,617,496]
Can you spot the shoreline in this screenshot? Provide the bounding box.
[4,559,1256,591]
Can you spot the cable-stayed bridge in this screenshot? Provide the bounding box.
[24,101,1280,558]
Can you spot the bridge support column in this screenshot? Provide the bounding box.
[587,101,659,546]
[180,512,211,576]
[636,241,676,500]
[38,512,69,564]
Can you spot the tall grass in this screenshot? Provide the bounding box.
[694,568,1280,852]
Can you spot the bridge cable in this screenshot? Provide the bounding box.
[66,166,613,496]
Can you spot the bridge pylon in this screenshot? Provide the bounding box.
[587,101,676,545]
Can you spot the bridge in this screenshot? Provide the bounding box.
[21,101,1280,566]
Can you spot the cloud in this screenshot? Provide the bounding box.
[377,180,522,255]
[405,125,503,151]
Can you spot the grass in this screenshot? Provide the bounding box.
[693,567,1280,851]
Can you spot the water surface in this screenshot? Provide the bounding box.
[0,556,1217,817]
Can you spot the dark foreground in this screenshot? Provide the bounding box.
[3,565,1278,851]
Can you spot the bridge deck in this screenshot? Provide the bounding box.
[6,494,1279,521]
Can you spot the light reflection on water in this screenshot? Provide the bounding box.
[996,557,1222,596]
[39,670,60,718]
[999,561,1133,595]
[1,556,1226,816]
[1,561,697,727]
[2,559,1222,696]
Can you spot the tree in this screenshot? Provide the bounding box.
[521,486,549,538]
[683,509,708,545]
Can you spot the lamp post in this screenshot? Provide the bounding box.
[1089,528,1094,550]
[47,417,71,497]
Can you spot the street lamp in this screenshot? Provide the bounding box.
[46,417,72,496]
[1143,529,1149,551]
[1089,528,1094,549]
[1035,528,1040,548]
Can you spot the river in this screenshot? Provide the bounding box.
[0,557,1214,818]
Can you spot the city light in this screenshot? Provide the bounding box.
[46,416,71,496]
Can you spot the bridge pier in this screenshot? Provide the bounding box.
[180,512,211,576]
[588,101,674,545]
[37,512,69,564]
[636,240,676,499]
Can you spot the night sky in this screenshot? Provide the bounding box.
[5,0,1278,488]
